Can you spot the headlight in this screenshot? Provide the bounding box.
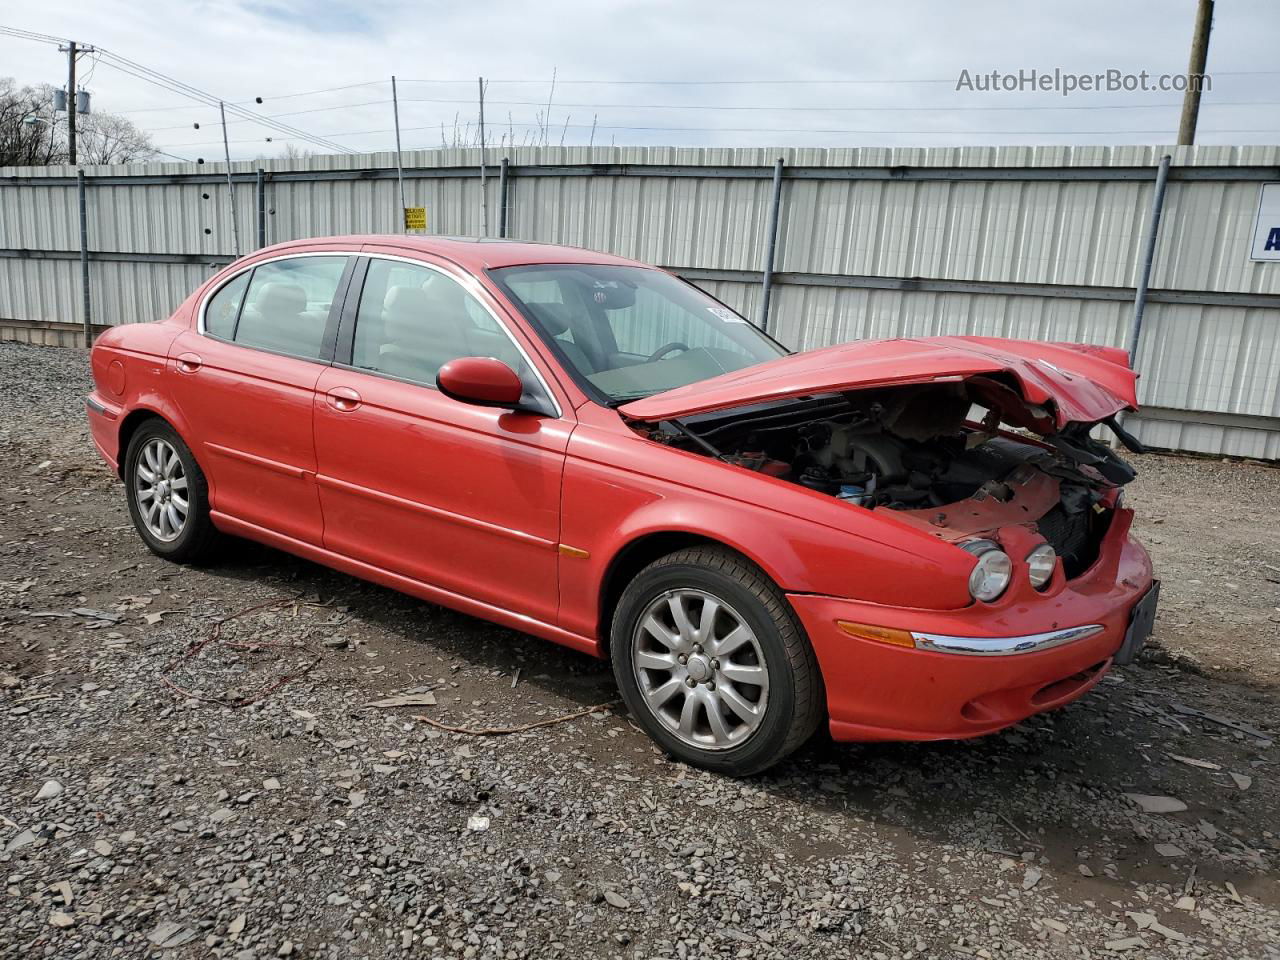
[1026,543,1057,590]
[962,539,1012,602]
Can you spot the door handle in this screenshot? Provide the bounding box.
[325,386,362,412]
[176,352,203,373]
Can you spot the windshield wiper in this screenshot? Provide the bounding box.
[604,392,655,407]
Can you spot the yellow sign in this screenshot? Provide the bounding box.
[404,206,426,230]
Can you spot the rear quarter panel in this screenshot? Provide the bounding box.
[87,297,196,470]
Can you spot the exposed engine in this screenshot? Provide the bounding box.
[650,378,1140,579]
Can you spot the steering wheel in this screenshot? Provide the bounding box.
[646,341,690,363]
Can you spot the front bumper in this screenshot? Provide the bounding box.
[788,508,1154,742]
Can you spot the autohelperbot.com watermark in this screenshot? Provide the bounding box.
[956,68,1211,96]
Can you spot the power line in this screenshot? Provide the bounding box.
[92,50,358,155]
[0,24,64,45]
[153,120,1280,147]
[396,95,1280,114]
[1,24,359,155]
[407,72,1280,86]
[114,80,388,114]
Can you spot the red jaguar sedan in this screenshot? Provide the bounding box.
[87,235,1157,775]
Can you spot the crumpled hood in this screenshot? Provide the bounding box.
[617,336,1138,430]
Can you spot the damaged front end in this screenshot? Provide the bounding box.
[642,373,1144,583]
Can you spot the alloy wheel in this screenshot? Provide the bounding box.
[631,588,770,750]
[133,437,189,542]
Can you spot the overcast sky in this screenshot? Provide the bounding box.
[2,0,1278,160]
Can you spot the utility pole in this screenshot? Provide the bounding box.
[1177,0,1214,145]
[478,76,488,238]
[219,102,240,258]
[58,40,93,164]
[391,76,406,232]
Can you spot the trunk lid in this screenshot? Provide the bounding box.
[617,336,1138,429]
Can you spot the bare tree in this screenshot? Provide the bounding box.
[278,143,316,160]
[0,79,62,166]
[77,112,159,165]
[1,76,159,166]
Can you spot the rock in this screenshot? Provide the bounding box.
[263,778,282,791]
[35,780,63,801]
[1104,937,1146,951]
[94,839,113,856]
[467,814,489,832]
[365,692,436,707]
[228,913,246,936]
[48,911,75,928]
[1123,793,1187,814]
[603,890,630,909]
[1022,865,1042,890]
[148,920,198,948]
[1154,843,1186,857]
[1230,773,1252,790]
[322,637,349,649]
[5,829,37,852]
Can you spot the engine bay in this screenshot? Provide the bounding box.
[644,377,1142,578]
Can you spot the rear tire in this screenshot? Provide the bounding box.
[611,546,823,776]
[123,418,221,564]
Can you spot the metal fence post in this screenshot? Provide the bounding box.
[1128,154,1172,367]
[498,157,509,238]
[758,157,784,333]
[256,168,267,249]
[77,168,92,346]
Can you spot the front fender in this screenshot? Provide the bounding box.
[557,418,974,642]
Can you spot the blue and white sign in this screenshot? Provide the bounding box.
[1251,182,1280,261]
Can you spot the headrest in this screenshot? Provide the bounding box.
[253,282,306,316]
[383,285,430,319]
[525,301,574,336]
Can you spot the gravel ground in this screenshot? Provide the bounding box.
[1,340,1277,960]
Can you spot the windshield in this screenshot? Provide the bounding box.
[489,264,788,404]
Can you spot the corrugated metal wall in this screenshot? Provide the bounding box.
[2,144,1279,457]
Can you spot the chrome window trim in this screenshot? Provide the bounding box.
[195,249,363,344]
[912,624,1105,656]
[339,251,563,419]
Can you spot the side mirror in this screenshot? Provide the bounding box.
[436,356,524,408]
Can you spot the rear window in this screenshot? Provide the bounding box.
[229,257,348,360]
[204,272,249,340]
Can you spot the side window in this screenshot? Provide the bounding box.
[234,257,348,360]
[204,272,249,339]
[351,259,524,386]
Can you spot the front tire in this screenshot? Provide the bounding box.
[124,419,221,563]
[611,547,823,776]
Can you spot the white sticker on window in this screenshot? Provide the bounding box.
[708,306,746,323]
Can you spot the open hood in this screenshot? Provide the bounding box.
[617,336,1138,431]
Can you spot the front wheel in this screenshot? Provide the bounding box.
[611,547,824,776]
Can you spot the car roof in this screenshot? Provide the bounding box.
[259,235,651,272]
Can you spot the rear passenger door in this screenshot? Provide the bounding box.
[312,254,573,626]
[168,252,354,546]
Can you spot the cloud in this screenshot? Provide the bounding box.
[2,0,1277,160]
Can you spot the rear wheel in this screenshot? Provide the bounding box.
[611,547,823,776]
[124,419,221,563]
